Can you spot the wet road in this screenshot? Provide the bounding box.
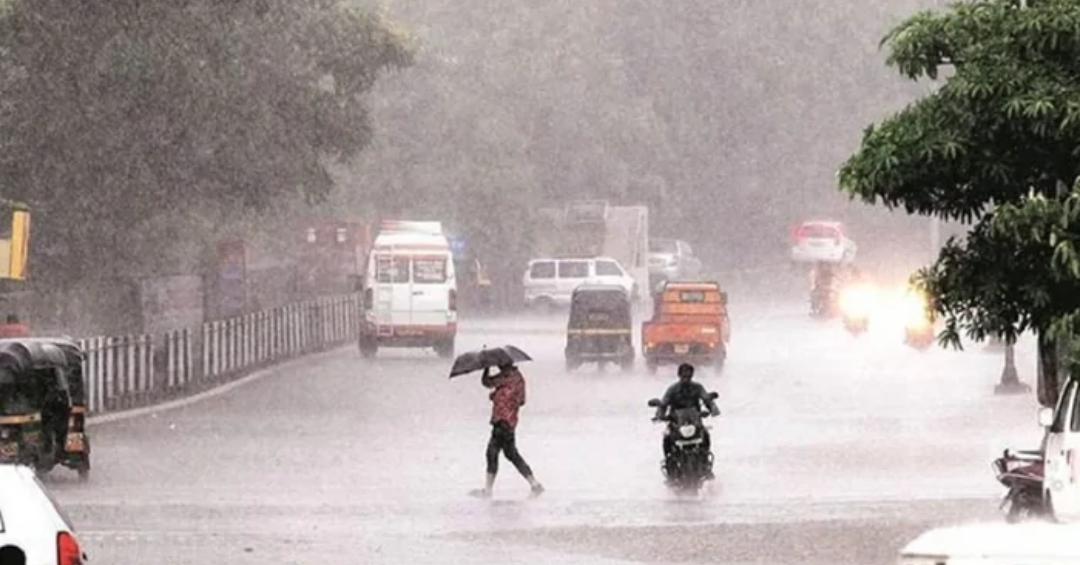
[49,299,1043,564]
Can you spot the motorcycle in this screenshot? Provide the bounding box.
[904,324,935,351]
[647,393,719,494]
[992,448,1047,523]
[809,287,838,319]
[843,315,868,335]
[838,284,873,336]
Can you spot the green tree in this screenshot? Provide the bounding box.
[990,188,1080,400]
[0,0,413,289]
[342,0,676,301]
[838,0,1080,405]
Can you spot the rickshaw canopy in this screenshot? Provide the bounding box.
[0,338,87,402]
[568,285,632,329]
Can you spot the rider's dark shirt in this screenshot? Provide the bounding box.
[659,381,717,416]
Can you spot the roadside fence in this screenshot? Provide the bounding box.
[75,294,361,414]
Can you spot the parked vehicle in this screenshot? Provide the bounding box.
[642,281,730,374]
[564,285,634,372]
[1038,378,1080,524]
[648,238,702,290]
[992,448,1048,523]
[898,521,1080,565]
[0,338,91,480]
[0,463,86,564]
[523,257,637,311]
[358,221,457,359]
[790,220,857,265]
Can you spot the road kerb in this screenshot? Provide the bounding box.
[87,347,348,426]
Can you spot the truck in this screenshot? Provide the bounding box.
[296,218,371,297]
[641,280,730,374]
[533,200,649,302]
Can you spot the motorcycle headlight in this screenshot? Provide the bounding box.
[839,286,873,316]
[679,425,696,438]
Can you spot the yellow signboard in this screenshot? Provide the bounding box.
[0,203,30,280]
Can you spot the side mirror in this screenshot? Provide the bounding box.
[708,392,719,400]
[720,292,728,306]
[1039,407,1055,428]
[647,398,662,408]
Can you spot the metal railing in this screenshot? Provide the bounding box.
[76,294,360,414]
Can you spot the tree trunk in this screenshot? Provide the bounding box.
[995,337,1030,395]
[1038,331,1062,408]
[1001,341,1019,384]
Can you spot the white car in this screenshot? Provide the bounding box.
[789,220,857,264]
[1039,377,1080,524]
[523,257,637,310]
[0,464,86,564]
[898,521,1080,564]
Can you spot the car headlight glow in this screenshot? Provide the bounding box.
[679,425,696,438]
[838,285,874,317]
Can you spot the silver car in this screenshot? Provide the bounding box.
[648,238,701,288]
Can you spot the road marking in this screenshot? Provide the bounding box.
[87,348,348,426]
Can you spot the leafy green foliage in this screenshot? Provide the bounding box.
[839,0,1080,403]
[0,0,412,286]
[841,0,1080,222]
[991,186,1080,350]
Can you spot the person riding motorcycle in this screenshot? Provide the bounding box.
[653,363,721,481]
[810,262,837,314]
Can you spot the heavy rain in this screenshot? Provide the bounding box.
[0,0,1076,564]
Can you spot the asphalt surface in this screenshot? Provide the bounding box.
[47,298,1044,564]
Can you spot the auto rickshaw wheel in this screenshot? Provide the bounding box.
[434,340,454,359]
[565,357,581,373]
[76,439,91,481]
[713,350,727,374]
[34,461,55,479]
[533,297,556,315]
[359,338,378,358]
[619,356,634,372]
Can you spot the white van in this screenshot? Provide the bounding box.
[522,257,637,310]
[359,221,456,358]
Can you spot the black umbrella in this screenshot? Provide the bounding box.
[448,345,533,378]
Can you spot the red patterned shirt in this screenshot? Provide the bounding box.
[488,371,526,429]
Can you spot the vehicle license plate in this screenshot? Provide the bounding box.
[674,344,689,354]
[65,434,85,452]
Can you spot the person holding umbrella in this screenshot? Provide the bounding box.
[450,345,544,498]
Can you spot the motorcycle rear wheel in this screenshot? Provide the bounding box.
[1004,495,1041,523]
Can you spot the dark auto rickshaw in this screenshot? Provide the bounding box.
[565,285,635,372]
[0,338,90,479]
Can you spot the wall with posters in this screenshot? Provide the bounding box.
[216,239,248,320]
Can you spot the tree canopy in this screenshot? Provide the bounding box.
[0,0,413,287]
[838,0,1080,405]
